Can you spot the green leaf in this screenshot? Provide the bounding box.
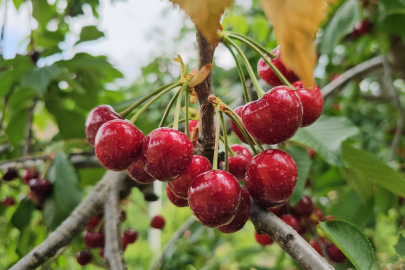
[374,187,398,214]
[12,0,25,10]
[341,145,405,198]
[44,152,82,230]
[11,198,35,231]
[21,65,61,96]
[319,0,361,55]
[380,0,405,15]
[290,116,359,166]
[75,26,105,45]
[380,14,405,37]
[314,167,346,192]
[319,220,377,270]
[6,110,28,146]
[394,233,405,259]
[340,167,373,203]
[284,146,311,205]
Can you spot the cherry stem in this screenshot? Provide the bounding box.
[185,87,190,138]
[213,106,221,171]
[119,82,176,118]
[224,111,258,155]
[173,83,188,131]
[130,82,182,124]
[223,42,250,103]
[219,112,229,171]
[223,37,266,98]
[167,118,185,128]
[226,32,276,59]
[159,86,182,128]
[220,135,237,157]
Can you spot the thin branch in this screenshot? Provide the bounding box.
[23,97,38,156]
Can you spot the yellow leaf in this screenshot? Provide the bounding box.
[169,0,233,40]
[261,0,332,86]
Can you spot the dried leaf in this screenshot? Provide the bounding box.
[169,0,233,40]
[188,64,214,88]
[261,0,332,86]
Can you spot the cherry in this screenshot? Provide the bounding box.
[122,236,128,251]
[2,168,18,181]
[151,215,165,229]
[142,127,193,182]
[120,210,126,222]
[298,218,308,235]
[267,203,288,217]
[241,86,303,145]
[254,231,273,246]
[188,170,241,228]
[292,196,314,217]
[123,229,138,244]
[95,119,145,171]
[245,149,297,207]
[28,178,52,197]
[127,158,155,184]
[87,216,100,230]
[168,155,212,199]
[3,197,15,206]
[217,188,251,233]
[257,46,299,87]
[310,208,324,225]
[22,168,39,184]
[230,106,251,144]
[84,231,105,248]
[351,20,371,37]
[99,248,104,259]
[292,81,323,127]
[166,184,188,207]
[76,250,93,266]
[327,243,346,263]
[306,148,315,160]
[86,105,121,146]
[186,120,198,148]
[228,144,252,181]
[309,238,325,256]
[280,214,301,232]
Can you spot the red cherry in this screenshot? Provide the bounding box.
[99,248,104,259]
[122,236,128,251]
[84,231,105,248]
[257,46,299,87]
[311,208,324,225]
[280,214,301,232]
[309,238,324,256]
[354,20,371,36]
[22,168,39,184]
[86,105,121,146]
[245,149,297,207]
[327,243,346,263]
[267,203,288,217]
[123,229,138,244]
[76,250,93,266]
[127,158,155,184]
[87,216,100,230]
[188,170,242,228]
[228,145,252,181]
[28,178,52,197]
[306,148,315,160]
[230,106,252,144]
[217,188,251,233]
[2,168,18,181]
[241,86,303,145]
[120,210,126,222]
[166,184,188,207]
[3,197,15,206]
[292,81,323,127]
[142,128,194,182]
[292,196,314,217]
[151,215,165,229]
[254,231,273,246]
[168,155,212,199]
[95,119,145,171]
[186,120,198,148]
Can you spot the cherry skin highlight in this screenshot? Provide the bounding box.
[166,184,188,207]
[123,229,138,244]
[280,214,301,232]
[327,243,346,263]
[188,170,242,228]
[86,105,121,146]
[230,106,252,144]
[292,196,314,217]
[168,155,212,199]
[292,81,323,127]
[186,120,198,148]
[245,149,297,207]
[217,188,251,233]
[241,86,303,145]
[254,231,274,246]
[142,127,193,182]
[95,119,145,171]
[151,215,165,229]
[84,231,105,248]
[228,144,252,181]
[127,158,155,184]
[257,46,299,87]
[22,168,39,184]
[2,167,18,181]
[28,178,52,197]
[76,250,93,266]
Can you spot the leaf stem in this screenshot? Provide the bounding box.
[213,106,221,170]
[185,87,190,138]
[173,83,188,131]
[226,32,276,59]
[167,118,185,128]
[219,112,229,171]
[159,87,182,128]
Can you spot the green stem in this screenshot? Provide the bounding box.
[224,37,266,98]
[223,42,250,103]
[159,87,182,128]
[130,82,182,124]
[173,83,188,130]
[185,86,190,138]
[219,112,229,171]
[119,82,176,118]
[167,118,185,128]
[225,112,258,155]
[213,107,221,170]
[226,32,276,59]
[219,136,237,157]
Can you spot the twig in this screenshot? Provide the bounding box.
[40,245,68,270]
[104,174,127,270]
[23,97,38,156]
[305,218,331,264]
[148,215,196,270]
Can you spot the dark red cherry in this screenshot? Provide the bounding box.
[292,196,314,217]
[22,168,39,184]
[245,149,297,207]
[95,119,145,171]
[310,208,324,225]
[267,203,288,217]
[292,81,323,127]
[151,215,165,229]
[2,168,18,181]
[354,20,371,36]
[3,197,15,206]
[120,210,126,222]
[122,236,128,251]
[166,184,188,207]
[254,231,273,246]
[87,216,100,230]
[327,243,346,263]
[186,120,198,148]
[76,250,93,266]
[123,229,138,244]
[309,238,324,256]
[142,127,193,182]
[86,105,121,146]
[28,178,52,197]
[84,231,105,248]
[188,170,242,228]
[280,214,301,232]
[230,106,252,144]
[228,144,252,181]
[168,155,212,199]
[306,147,315,160]
[241,86,302,145]
[217,188,251,233]
[127,159,155,184]
[99,248,104,259]
[257,46,299,87]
